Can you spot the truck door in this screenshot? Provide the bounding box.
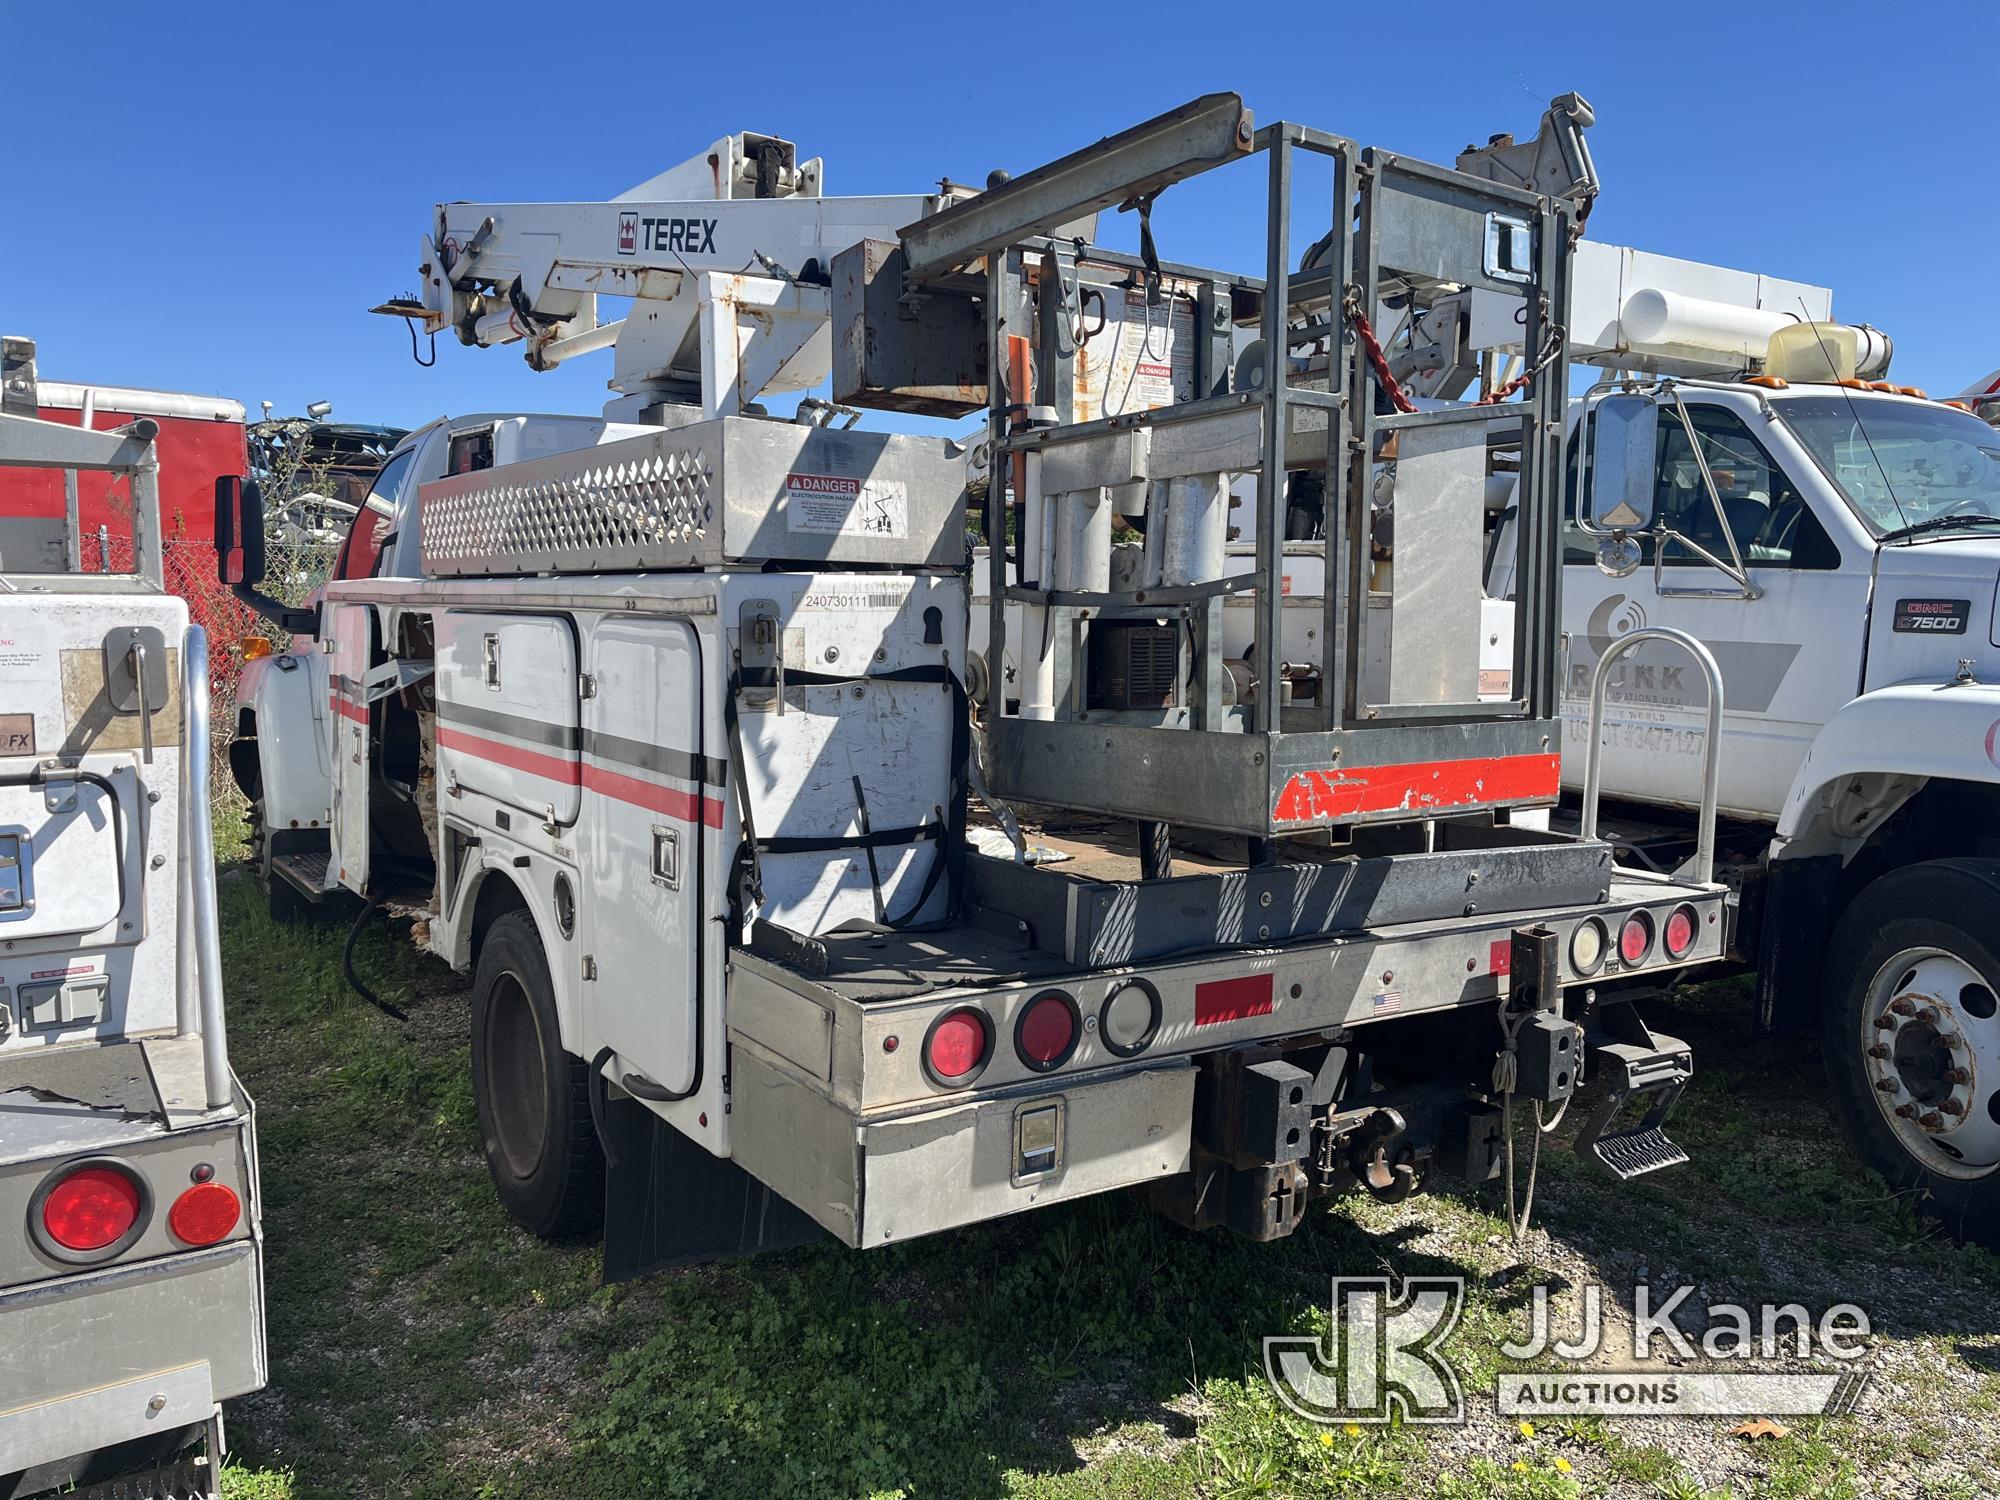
[1562,398,1867,819]
[327,601,377,895]
[581,618,707,1095]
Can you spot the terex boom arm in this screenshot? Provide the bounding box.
[375,132,939,420]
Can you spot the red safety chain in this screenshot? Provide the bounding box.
[1344,290,1419,414]
[1344,285,1565,410]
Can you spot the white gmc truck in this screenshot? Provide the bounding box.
[1545,372,2000,1244]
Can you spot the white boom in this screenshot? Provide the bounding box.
[376,132,942,421]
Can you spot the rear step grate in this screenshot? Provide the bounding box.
[273,849,330,891]
[1588,1126,1689,1181]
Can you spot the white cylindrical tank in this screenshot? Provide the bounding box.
[1621,288,1793,361]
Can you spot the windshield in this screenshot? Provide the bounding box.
[1779,396,2000,538]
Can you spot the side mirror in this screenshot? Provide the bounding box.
[1588,396,1659,532]
[213,474,267,588]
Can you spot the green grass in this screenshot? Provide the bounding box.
[211,869,2000,1499]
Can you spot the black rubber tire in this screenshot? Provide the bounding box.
[470,910,603,1239]
[1821,856,2000,1246]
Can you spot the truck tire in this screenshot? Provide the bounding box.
[470,910,603,1239]
[266,870,313,926]
[1822,857,2000,1245]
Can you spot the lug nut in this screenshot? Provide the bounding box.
[1895,1103,1919,1118]
[1890,997,1917,1017]
[1945,1066,1971,1085]
[1921,1111,1945,1130]
[1868,1043,1892,1059]
[1943,1034,1966,1051]
[1875,1014,1899,1030]
[1917,1006,1941,1026]
[1941,1098,1967,1117]
[1875,1077,1902,1093]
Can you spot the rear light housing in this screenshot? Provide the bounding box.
[923,1006,993,1088]
[1569,917,1608,976]
[1099,979,1163,1057]
[1015,990,1081,1072]
[1618,910,1655,966]
[31,1158,151,1265]
[169,1181,242,1246]
[1663,904,1698,960]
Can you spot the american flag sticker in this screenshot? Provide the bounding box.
[1372,991,1403,1017]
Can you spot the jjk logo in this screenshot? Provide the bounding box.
[1264,1276,1465,1424]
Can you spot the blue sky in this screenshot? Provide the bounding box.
[5,2,1996,429]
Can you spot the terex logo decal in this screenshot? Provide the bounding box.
[618,216,719,256]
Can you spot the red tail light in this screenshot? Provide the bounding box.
[1663,905,1698,960]
[1015,991,1080,1071]
[39,1163,145,1255]
[1619,911,1655,965]
[924,1006,991,1086]
[169,1182,242,1246]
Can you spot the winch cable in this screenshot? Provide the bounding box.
[341,894,410,1023]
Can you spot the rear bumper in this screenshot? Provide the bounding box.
[730,1047,1194,1246]
[0,1241,263,1477]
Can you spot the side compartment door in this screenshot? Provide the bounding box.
[327,601,376,895]
[582,618,710,1093]
[432,613,583,826]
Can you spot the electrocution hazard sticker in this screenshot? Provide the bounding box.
[783,472,907,539]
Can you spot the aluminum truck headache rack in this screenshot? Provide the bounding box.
[0,352,264,1497]
[878,94,1576,839]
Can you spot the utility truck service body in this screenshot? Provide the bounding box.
[228,98,1723,1272]
[0,339,262,1500]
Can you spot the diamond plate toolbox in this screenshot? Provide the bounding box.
[419,415,968,577]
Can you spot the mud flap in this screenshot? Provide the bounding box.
[600,1095,823,1282]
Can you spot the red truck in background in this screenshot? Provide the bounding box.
[0,379,246,573]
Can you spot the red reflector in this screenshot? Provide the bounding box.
[42,1166,142,1252]
[168,1182,241,1246]
[927,1008,988,1081]
[1619,912,1654,964]
[1017,993,1077,1068]
[1194,972,1275,1027]
[1664,905,1697,959]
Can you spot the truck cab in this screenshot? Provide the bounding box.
[1538,377,2000,1239]
[229,413,653,916]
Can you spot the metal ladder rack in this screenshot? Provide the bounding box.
[900,94,1576,841]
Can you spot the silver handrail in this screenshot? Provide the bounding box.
[180,625,233,1109]
[1579,625,1724,886]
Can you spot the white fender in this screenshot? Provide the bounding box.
[1775,680,2000,859]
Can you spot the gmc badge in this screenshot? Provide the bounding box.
[1893,598,1970,634]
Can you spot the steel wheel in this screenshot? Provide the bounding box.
[1860,948,2000,1181]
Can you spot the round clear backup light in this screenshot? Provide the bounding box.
[1099,979,1162,1057]
[1569,916,1608,976]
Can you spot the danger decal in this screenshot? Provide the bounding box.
[783,472,907,539]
